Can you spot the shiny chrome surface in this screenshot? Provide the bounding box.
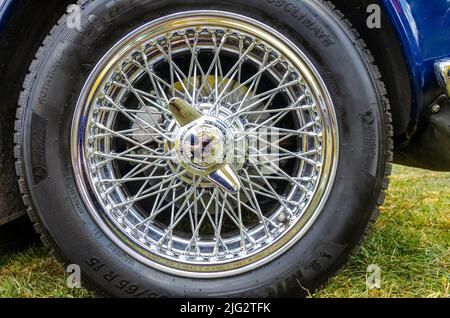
[435,60,450,96]
[71,11,338,277]
[167,97,240,193]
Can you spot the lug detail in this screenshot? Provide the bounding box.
[168,98,240,193]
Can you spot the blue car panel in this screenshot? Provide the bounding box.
[381,0,450,124]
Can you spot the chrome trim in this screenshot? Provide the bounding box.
[435,59,450,96]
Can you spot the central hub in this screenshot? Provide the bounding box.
[175,116,233,176]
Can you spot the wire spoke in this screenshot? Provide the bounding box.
[79,21,331,267]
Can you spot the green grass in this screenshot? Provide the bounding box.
[315,165,450,298]
[0,165,448,298]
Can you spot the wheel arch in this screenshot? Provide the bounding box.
[329,0,412,141]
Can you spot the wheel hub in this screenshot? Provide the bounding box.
[175,116,233,176]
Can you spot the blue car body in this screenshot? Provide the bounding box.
[380,0,450,126]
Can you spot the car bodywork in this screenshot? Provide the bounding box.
[0,0,449,225]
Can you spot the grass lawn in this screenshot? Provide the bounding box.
[0,165,448,298]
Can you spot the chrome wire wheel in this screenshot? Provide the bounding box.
[72,11,339,277]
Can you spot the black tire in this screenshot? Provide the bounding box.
[15,0,392,297]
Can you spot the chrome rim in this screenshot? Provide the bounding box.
[71,11,339,277]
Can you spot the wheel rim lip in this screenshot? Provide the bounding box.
[71,10,339,278]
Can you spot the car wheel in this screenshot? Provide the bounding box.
[15,0,392,297]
